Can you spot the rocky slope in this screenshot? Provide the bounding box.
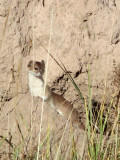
[0,0,120,159]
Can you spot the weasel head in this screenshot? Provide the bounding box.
[27,60,45,77]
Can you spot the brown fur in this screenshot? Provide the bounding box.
[52,92,85,130]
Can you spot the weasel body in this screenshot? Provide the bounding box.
[27,60,85,130]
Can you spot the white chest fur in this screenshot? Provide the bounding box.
[28,73,45,98]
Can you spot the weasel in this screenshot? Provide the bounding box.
[27,60,85,130]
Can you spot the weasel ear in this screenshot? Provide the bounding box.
[27,60,32,67]
[41,60,45,73]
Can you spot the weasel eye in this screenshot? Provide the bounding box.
[35,67,39,71]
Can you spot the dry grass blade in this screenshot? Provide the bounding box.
[15,118,24,141]
[0,135,13,149]
[36,5,54,160]
[59,58,84,101]
[37,38,65,72]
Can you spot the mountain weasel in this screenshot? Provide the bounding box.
[27,60,85,130]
